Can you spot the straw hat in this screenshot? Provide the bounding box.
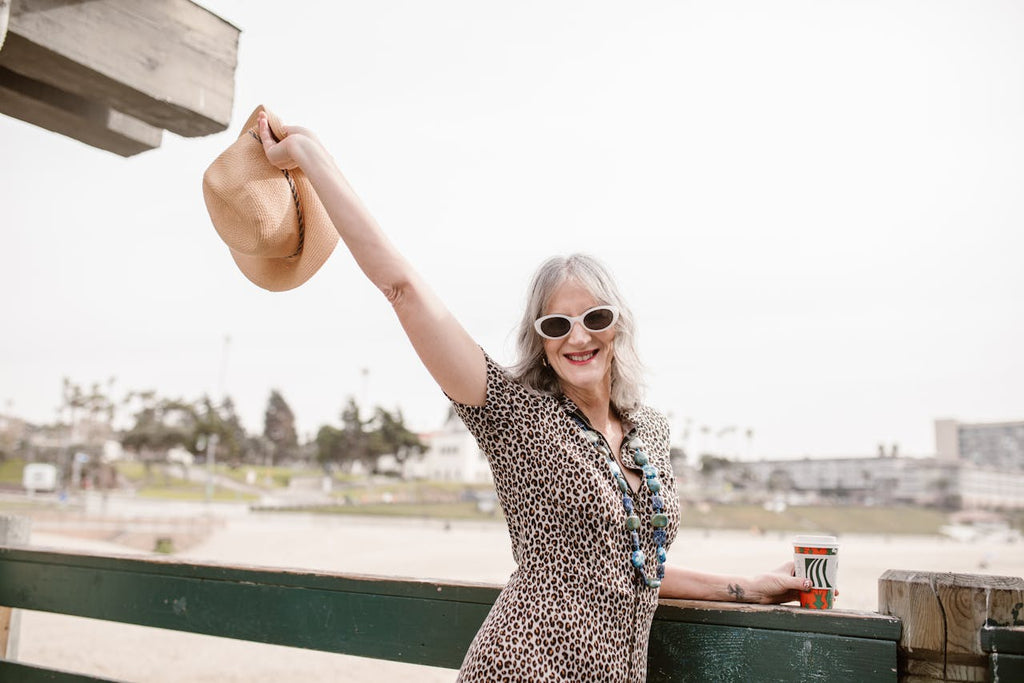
[202,105,338,291]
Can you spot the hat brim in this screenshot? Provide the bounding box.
[204,105,339,292]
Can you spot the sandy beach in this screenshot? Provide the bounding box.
[13,508,1024,682]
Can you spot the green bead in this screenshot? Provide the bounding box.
[625,514,641,530]
[631,550,645,568]
[646,478,661,493]
[646,578,662,589]
[633,450,649,465]
[616,476,630,493]
[651,513,669,528]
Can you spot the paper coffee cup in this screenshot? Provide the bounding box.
[793,535,838,609]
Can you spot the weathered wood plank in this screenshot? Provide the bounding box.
[0,0,10,51]
[0,0,239,137]
[0,515,29,661]
[0,66,161,155]
[0,545,503,604]
[657,597,902,640]
[988,652,1024,682]
[0,660,124,683]
[648,621,899,682]
[0,547,492,669]
[982,626,1024,656]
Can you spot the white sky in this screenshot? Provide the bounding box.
[2,0,1022,461]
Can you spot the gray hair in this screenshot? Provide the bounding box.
[510,253,645,413]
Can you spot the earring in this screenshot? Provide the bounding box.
[541,356,549,368]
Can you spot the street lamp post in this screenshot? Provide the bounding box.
[205,335,230,504]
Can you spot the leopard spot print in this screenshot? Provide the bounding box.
[451,353,680,682]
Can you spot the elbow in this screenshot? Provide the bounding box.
[380,277,417,310]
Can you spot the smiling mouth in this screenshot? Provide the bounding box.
[565,350,598,364]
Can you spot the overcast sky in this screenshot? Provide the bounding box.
[2,0,1022,461]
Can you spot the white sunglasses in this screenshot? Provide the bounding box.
[533,305,620,340]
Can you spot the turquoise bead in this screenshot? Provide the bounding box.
[647,478,662,493]
[642,464,657,479]
[633,450,648,465]
[631,550,645,568]
[646,578,662,589]
[651,513,668,528]
[616,476,630,493]
[657,547,668,563]
[607,460,622,475]
[625,514,641,530]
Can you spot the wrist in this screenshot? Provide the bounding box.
[724,580,750,603]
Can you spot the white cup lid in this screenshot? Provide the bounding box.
[793,535,838,547]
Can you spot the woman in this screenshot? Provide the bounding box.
[257,114,811,682]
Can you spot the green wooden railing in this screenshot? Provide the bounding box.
[0,545,904,682]
[2,542,1022,682]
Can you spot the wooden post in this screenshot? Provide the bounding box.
[0,514,30,661]
[878,569,1024,683]
[0,0,10,52]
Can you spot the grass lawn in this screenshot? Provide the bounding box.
[112,461,258,502]
[0,459,26,485]
[216,464,320,488]
[134,484,258,502]
[681,503,949,536]
[278,502,502,520]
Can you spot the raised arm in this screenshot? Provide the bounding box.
[258,113,486,406]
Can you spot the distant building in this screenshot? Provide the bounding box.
[401,408,492,484]
[738,456,1024,510]
[739,456,962,507]
[935,418,1024,470]
[730,417,1024,510]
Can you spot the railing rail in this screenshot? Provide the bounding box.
[0,544,904,682]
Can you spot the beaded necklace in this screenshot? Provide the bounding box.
[575,417,668,589]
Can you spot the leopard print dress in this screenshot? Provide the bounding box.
[451,353,680,682]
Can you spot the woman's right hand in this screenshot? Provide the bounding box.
[257,112,325,173]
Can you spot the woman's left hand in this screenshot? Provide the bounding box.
[746,562,814,604]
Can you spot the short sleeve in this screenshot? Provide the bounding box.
[448,351,547,464]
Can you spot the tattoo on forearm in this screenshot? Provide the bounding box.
[727,583,745,601]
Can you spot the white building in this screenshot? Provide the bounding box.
[734,417,1024,510]
[402,408,492,483]
[935,418,1024,470]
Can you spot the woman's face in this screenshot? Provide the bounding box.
[541,279,616,400]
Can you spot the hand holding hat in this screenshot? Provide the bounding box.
[202,105,339,292]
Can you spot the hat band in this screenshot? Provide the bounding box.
[248,130,304,259]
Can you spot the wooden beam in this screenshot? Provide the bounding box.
[0,0,239,138]
[879,570,1024,683]
[0,66,161,156]
[0,516,30,661]
[0,0,10,52]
